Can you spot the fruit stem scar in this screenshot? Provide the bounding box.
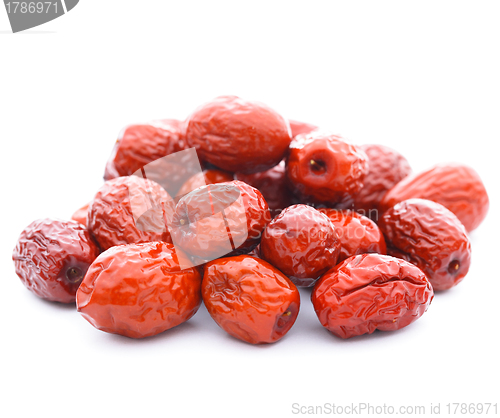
[66,267,83,283]
[309,159,326,174]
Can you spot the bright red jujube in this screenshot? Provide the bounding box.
[77,241,202,339]
[379,163,489,232]
[312,253,434,339]
[260,204,341,287]
[202,255,300,344]
[87,176,173,251]
[185,95,292,174]
[286,131,368,206]
[318,209,386,262]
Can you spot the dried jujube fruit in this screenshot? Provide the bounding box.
[77,241,201,339]
[260,204,341,287]
[318,209,386,262]
[379,163,489,232]
[312,253,434,339]
[104,119,187,181]
[170,180,270,263]
[185,95,292,174]
[202,255,300,344]
[87,176,173,251]
[352,144,411,221]
[286,131,368,205]
[12,219,100,303]
[379,198,471,291]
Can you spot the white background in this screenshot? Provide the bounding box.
[1,1,499,417]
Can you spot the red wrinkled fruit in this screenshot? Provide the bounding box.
[286,132,368,205]
[289,119,318,138]
[236,160,295,216]
[185,95,292,174]
[12,219,100,303]
[379,163,489,232]
[104,119,187,181]
[260,204,341,287]
[77,241,201,338]
[202,255,300,344]
[170,180,270,263]
[178,169,234,197]
[71,202,90,226]
[312,253,434,339]
[352,144,411,221]
[318,209,386,262]
[379,198,471,291]
[88,176,173,251]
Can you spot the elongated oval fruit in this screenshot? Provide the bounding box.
[312,253,434,339]
[77,241,202,339]
[202,255,300,344]
[379,198,471,291]
[379,163,489,232]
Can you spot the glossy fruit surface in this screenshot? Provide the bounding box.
[352,144,411,221]
[71,202,90,226]
[379,163,488,232]
[88,176,173,251]
[312,253,433,339]
[185,95,291,173]
[260,204,340,287]
[379,198,471,291]
[13,219,100,303]
[77,241,201,338]
[202,255,300,344]
[286,131,368,205]
[178,169,234,197]
[318,209,386,262]
[289,119,318,137]
[104,119,186,181]
[236,160,295,216]
[170,180,270,263]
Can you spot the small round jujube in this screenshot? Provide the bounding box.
[260,204,341,287]
[12,219,100,303]
[286,131,368,206]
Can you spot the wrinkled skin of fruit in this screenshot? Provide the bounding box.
[12,219,100,303]
[286,132,368,205]
[185,95,292,174]
[379,198,471,291]
[202,255,300,344]
[379,163,489,232]
[260,204,341,287]
[318,209,386,262]
[71,202,90,226]
[88,176,173,251]
[288,119,318,138]
[170,180,270,263]
[352,144,411,221]
[177,169,234,197]
[77,241,201,338]
[104,119,187,181]
[236,160,296,216]
[312,253,434,339]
